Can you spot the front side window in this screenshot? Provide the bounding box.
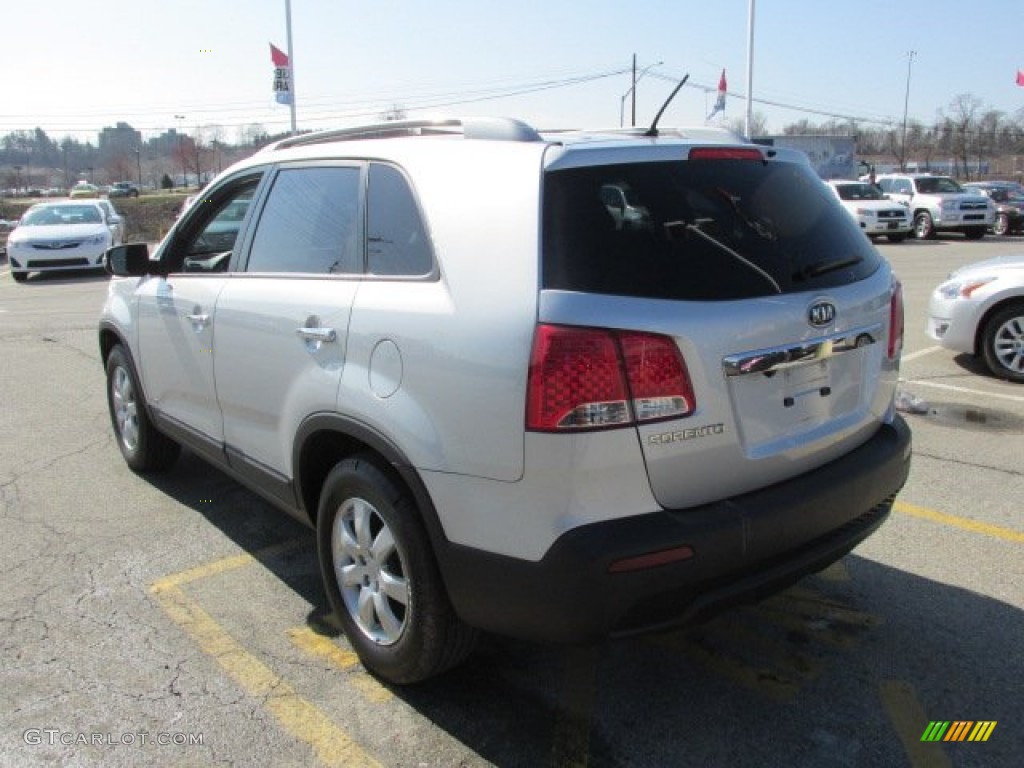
[836,183,883,201]
[915,177,962,194]
[366,163,432,276]
[543,158,881,300]
[247,166,361,274]
[174,179,261,273]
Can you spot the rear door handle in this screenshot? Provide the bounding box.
[185,311,211,331]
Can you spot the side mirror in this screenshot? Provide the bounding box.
[105,243,152,277]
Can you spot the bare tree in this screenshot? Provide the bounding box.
[728,112,768,137]
[105,150,135,184]
[941,93,982,179]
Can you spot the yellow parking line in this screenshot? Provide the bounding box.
[155,538,307,588]
[150,546,381,768]
[287,627,393,703]
[879,680,951,768]
[895,501,1024,544]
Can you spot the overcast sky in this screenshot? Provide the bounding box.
[6,0,1023,143]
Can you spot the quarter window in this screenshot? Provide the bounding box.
[247,166,361,274]
[366,163,432,276]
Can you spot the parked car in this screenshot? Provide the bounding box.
[95,199,126,245]
[961,182,1024,236]
[927,254,1024,382]
[100,117,911,683]
[0,218,13,255]
[875,173,994,240]
[108,181,140,198]
[826,180,912,242]
[7,200,113,281]
[69,181,99,199]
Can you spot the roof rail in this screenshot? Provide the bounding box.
[265,117,543,151]
[537,125,746,143]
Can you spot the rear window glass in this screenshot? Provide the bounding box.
[543,158,881,300]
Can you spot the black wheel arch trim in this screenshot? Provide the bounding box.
[98,322,156,423]
[292,412,450,554]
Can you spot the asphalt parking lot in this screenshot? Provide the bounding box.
[0,237,1021,768]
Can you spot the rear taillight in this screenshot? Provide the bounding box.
[526,324,694,431]
[888,279,904,360]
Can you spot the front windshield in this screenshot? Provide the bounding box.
[916,177,963,194]
[836,183,884,201]
[22,205,103,226]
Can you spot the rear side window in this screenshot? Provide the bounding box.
[247,166,361,274]
[367,163,433,276]
[543,158,881,300]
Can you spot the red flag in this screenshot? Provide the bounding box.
[270,43,289,67]
[1017,70,1024,86]
[707,70,727,120]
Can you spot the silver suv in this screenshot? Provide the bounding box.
[875,173,994,240]
[99,118,912,684]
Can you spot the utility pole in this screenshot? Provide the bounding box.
[174,115,186,189]
[620,57,662,127]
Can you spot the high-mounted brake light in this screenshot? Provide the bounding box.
[888,279,904,360]
[687,147,764,161]
[526,325,695,432]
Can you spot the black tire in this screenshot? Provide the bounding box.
[992,213,1009,236]
[963,227,986,240]
[317,455,477,684]
[980,304,1024,383]
[12,270,27,282]
[913,211,934,239]
[105,344,180,471]
[887,233,908,243]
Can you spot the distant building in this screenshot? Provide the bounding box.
[98,122,142,161]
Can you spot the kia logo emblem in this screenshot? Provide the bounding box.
[808,301,836,328]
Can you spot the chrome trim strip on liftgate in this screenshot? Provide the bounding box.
[722,324,883,377]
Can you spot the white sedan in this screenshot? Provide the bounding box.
[826,180,912,242]
[6,201,113,282]
[927,254,1024,382]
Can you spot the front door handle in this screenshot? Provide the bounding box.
[296,327,337,343]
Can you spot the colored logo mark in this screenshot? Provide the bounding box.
[920,721,996,742]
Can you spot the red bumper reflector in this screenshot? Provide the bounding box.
[607,545,695,573]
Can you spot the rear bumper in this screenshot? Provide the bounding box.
[437,416,911,643]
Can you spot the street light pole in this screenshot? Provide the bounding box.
[136,147,143,190]
[620,58,663,127]
[900,51,917,172]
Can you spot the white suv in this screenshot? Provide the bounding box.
[99,118,912,683]
[875,173,994,240]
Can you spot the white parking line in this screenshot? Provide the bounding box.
[900,379,1024,403]
[900,346,941,363]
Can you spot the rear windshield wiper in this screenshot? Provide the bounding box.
[665,219,782,294]
[792,256,863,282]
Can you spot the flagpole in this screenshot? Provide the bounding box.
[285,0,297,135]
[745,0,755,137]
